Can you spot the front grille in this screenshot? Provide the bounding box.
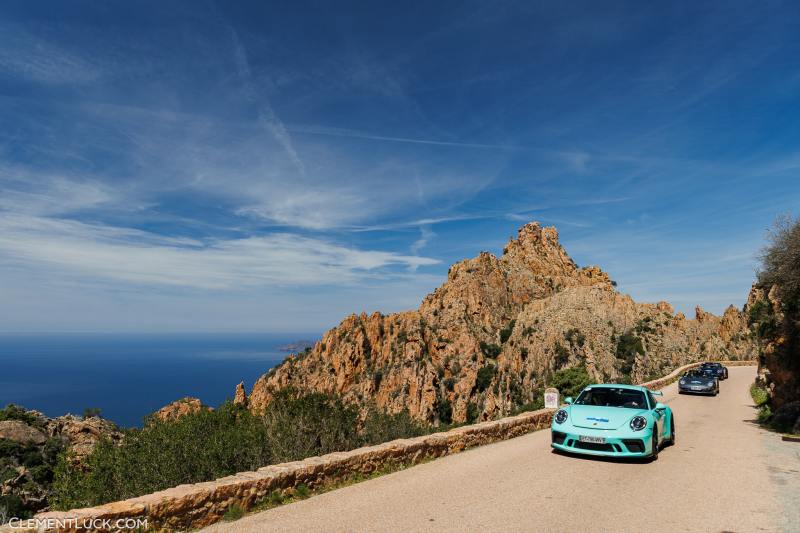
[552,431,566,445]
[573,441,615,452]
[622,439,645,453]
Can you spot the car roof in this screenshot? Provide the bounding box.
[583,383,649,392]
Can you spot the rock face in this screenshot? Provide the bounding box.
[152,397,210,422]
[0,420,47,445]
[242,222,757,424]
[0,406,122,517]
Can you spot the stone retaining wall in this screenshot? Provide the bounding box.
[11,361,754,533]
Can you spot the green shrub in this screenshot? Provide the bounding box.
[553,343,570,369]
[223,504,245,521]
[549,365,592,400]
[466,402,480,424]
[444,377,456,391]
[475,366,496,392]
[82,408,102,419]
[480,342,502,359]
[500,320,516,344]
[564,328,586,347]
[263,389,359,463]
[615,333,644,383]
[0,405,41,428]
[750,383,770,407]
[52,402,271,509]
[295,483,310,498]
[361,408,425,445]
[436,397,453,425]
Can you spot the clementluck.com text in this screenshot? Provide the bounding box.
[5,517,148,530]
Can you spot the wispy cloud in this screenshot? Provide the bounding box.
[0,22,100,84]
[228,26,306,176]
[0,212,439,290]
[290,124,526,150]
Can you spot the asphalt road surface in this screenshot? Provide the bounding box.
[205,366,799,533]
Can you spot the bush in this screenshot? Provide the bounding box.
[52,402,272,509]
[361,408,425,445]
[466,402,480,424]
[224,504,245,521]
[750,383,770,407]
[52,391,430,511]
[553,343,570,369]
[263,389,359,463]
[83,408,102,419]
[480,342,502,359]
[564,328,586,347]
[0,405,41,428]
[500,320,516,344]
[758,214,800,309]
[615,333,644,383]
[475,366,496,392]
[549,365,592,400]
[436,396,453,425]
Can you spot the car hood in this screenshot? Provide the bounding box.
[568,405,648,430]
[682,377,715,385]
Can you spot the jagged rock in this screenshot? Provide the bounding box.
[152,397,210,422]
[241,221,757,424]
[0,420,47,444]
[46,415,123,462]
[234,382,247,406]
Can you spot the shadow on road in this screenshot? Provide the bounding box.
[550,448,654,465]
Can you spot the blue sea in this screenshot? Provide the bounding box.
[0,333,317,428]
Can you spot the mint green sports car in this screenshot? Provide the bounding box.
[551,384,674,460]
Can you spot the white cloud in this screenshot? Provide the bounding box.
[0,213,439,290]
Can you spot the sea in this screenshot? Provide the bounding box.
[0,333,317,428]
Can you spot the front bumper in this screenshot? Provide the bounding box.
[550,426,654,457]
[678,383,716,395]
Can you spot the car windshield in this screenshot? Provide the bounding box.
[574,387,647,409]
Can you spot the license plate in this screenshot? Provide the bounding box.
[579,435,606,444]
[691,386,703,391]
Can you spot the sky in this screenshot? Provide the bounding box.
[1,1,799,333]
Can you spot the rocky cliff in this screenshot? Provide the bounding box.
[238,222,756,424]
[0,405,122,517]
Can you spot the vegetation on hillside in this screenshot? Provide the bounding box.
[51,392,426,510]
[751,214,800,433]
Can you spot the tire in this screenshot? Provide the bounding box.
[650,432,659,461]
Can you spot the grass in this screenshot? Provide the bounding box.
[223,504,245,522]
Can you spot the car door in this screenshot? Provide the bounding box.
[648,391,665,438]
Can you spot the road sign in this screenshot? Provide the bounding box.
[544,387,559,409]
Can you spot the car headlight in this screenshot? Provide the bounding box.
[554,409,568,424]
[630,416,647,431]
[707,381,715,386]
[679,379,686,385]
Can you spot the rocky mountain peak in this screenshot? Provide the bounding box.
[239,220,756,424]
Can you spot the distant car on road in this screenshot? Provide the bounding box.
[550,384,674,460]
[699,361,728,380]
[678,369,719,395]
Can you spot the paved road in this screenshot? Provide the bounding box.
[205,367,799,533]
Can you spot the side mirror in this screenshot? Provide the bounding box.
[651,390,664,396]
[564,397,573,405]
[655,402,666,411]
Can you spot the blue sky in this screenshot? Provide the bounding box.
[1,1,799,333]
